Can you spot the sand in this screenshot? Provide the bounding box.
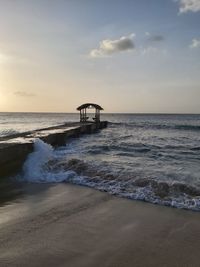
[0,183,200,267]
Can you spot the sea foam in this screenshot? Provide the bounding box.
[23,139,77,183]
[23,139,53,182]
[21,133,200,211]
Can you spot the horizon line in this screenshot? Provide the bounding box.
[0,111,200,115]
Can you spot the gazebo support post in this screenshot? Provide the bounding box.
[77,103,103,123]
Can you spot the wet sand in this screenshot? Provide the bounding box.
[0,183,200,267]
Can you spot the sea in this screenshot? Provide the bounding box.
[1,112,200,211]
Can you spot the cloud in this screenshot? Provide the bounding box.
[147,35,165,42]
[141,47,159,55]
[190,38,200,48]
[141,33,165,55]
[90,34,135,58]
[177,0,200,13]
[140,47,167,56]
[14,91,36,97]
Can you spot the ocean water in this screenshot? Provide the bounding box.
[1,113,200,211]
[0,112,79,137]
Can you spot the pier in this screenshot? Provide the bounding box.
[0,121,107,178]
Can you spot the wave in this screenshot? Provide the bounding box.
[0,129,19,137]
[190,147,200,151]
[175,125,200,131]
[109,122,200,131]
[84,142,199,158]
[20,139,200,211]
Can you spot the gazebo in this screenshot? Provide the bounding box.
[77,103,103,123]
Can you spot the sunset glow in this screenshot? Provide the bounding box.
[0,0,199,113]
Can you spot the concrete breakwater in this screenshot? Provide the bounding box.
[0,121,107,178]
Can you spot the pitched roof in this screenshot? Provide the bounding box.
[77,103,103,111]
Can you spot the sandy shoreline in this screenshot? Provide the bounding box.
[0,183,200,267]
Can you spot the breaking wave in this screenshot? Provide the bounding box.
[21,139,200,211]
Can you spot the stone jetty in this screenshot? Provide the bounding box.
[0,121,107,178]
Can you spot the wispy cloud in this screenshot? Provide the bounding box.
[147,35,165,42]
[141,33,166,55]
[190,38,200,48]
[141,46,159,55]
[177,0,200,13]
[90,34,135,58]
[141,47,167,56]
[14,91,36,97]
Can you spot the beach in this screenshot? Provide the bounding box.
[0,113,200,266]
[1,0,200,265]
[0,183,200,267]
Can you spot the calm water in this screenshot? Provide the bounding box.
[1,112,200,210]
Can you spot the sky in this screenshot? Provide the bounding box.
[0,0,200,113]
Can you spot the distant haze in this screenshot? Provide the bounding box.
[0,0,200,113]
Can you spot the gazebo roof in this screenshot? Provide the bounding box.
[77,103,103,111]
